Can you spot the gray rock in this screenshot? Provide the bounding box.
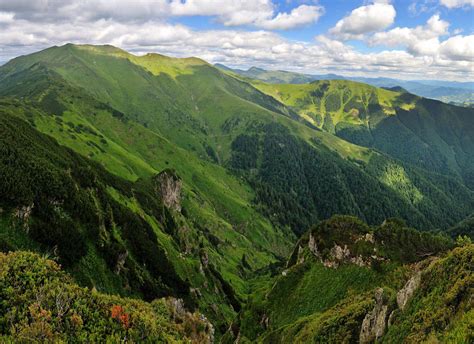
[154,169,182,211]
[360,288,389,343]
[397,272,421,311]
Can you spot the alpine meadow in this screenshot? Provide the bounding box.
[0,1,473,343]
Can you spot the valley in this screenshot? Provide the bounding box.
[0,44,472,343]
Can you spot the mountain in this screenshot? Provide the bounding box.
[1,44,472,233]
[217,64,474,106]
[251,79,474,190]
[0,110,256,331]
[0,44,473,341]
[225,216,472,343]
[215,63,343,84]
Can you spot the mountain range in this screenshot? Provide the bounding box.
[0,44,472,342]
[216,64,474,107]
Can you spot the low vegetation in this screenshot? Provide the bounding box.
[0,251,213,343]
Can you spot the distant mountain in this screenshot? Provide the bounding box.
[217,64,474,106]
[252,79,474,190]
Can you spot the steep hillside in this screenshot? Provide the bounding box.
[1,45,472,235]
[448,214,474,240]
[226,216,472,343]
[0,44,297,162]
[253,80,474,189]
[1,44,473,340]
[0,110,292,333]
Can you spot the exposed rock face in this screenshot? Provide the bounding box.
[14,203,34,230]
[260,314,270,329]
[298,231,384,269]
[360,271,423,342]
[356,232,374,244]
[360,288,389,343]
[154,169,182,212]
[322,244,379,268]
[200,250,209,268]
[114,250,128,275]
[297,245,305,264]
[397,272,421,310]
[308,233,319,256]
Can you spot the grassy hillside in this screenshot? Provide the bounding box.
[218,64,474,106]
[253,80,474,189]
[226,216,471,343]
[1,44,473,340]
[1,44,472,235]
[0,110,293,333]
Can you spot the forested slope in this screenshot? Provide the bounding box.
[225,216,472,343]
[1,44,473,341]
[253,80,474,189]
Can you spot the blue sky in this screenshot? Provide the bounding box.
[0,0,473,80]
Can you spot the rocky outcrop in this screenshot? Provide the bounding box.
[397,272,421,310]
[308,233,320,257]
[14,203,34,231]
[114,250,128,275]
[200,250,209,268]
[360,271,423,342]
[166,298,215,344]
[360,288,389,343]
[295,230,385,269]
[322,243,384,268]
[297,245,305,264]
[154,169,182,212]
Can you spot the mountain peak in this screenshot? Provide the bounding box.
[248,66,265,73]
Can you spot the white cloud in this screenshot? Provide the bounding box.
[0,0,472,81]
[439,35,474,61]
[330,2,396,40]
[369,14,450,57]
[439,0,474,8]
[0,0,323,30]
[256,4,324,30]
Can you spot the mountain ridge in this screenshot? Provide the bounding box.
[216,63,474,106]
[0,44,473,342]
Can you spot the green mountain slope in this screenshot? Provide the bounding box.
[1,44,472,235]
[0,111,256,330]
[1,44,473,341]
[253,80,474,189]
[227,216,472,343]
[448,214,474,240]
[217,64,474,106]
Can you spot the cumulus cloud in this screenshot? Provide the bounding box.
[369,14,450,56]
[256,4,324,30]
[439,0,474,8]
[439,35,474,61]
[0,0,322,30]
[330,1,396,40]
[0,0,472,81]
[368,14,474,64]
